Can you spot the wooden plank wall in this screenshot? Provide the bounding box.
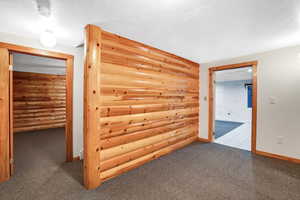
[13,71,66,133]
[84,25,199,189]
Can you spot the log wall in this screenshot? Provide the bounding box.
[13,71,66,133]
[84,25,200,189]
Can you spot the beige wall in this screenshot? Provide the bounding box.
[200,45,300,159]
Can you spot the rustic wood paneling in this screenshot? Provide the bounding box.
[84,25,200,189]
[13,71,66,133]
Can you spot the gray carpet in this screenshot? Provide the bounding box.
[215,120,244,139]
[0,128,300,200]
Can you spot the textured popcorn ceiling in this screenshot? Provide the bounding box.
[1,0,300,62]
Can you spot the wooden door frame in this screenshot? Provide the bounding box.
[0,48,10,182]
[0,42,74,168]
[208,61,258,153]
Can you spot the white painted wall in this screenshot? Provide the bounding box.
[200,45,300,159]
[13,63,66,75]
[13,53,66,75]
[215,80,252,122]
[0,32,84,157]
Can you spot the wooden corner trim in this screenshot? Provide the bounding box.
[256,150,300,164]
[83,24,102,190]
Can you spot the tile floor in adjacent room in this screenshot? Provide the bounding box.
[214,121,251,151]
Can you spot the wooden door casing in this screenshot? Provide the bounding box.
[0,48,10,182]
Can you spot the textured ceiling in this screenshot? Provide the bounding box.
[1,0,300,62]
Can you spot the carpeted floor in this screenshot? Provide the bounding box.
[0,128,300,200]
[215,120,244,139]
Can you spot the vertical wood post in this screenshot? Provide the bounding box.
[65,57,74,162]
[83,25,102,189]
[9,53,14,175]
[251,63,258,153]
[208,69,214,142]
[0,48,10,182]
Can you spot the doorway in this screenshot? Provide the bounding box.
[0,43,74,183]
[208,61,257,152]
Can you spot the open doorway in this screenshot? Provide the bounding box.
[214,67,252,150]
[0,43,73,183]
[11,53,68,176]
[208,61,257,152]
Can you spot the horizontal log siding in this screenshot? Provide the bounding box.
[97,30,200,181]
[13,71,66,133]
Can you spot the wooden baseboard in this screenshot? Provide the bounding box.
[197,137,211,143]
[73,156,81,161]
[256,150,300,164]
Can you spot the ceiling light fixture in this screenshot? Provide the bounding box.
[35,0,57,48]
[40,30,56,48]
[35,0,51,17]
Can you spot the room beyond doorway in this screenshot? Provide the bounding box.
[0,42,74,183]
[214,68,252,151]
[11,52,70,177]
[208,61,257,152]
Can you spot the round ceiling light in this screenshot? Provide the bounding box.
[40,30,56,48]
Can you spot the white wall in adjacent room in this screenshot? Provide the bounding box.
[13,53,66,75]
[199,45,300,160]
[215,80,252,122]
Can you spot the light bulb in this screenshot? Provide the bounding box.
[40,30,56,48]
